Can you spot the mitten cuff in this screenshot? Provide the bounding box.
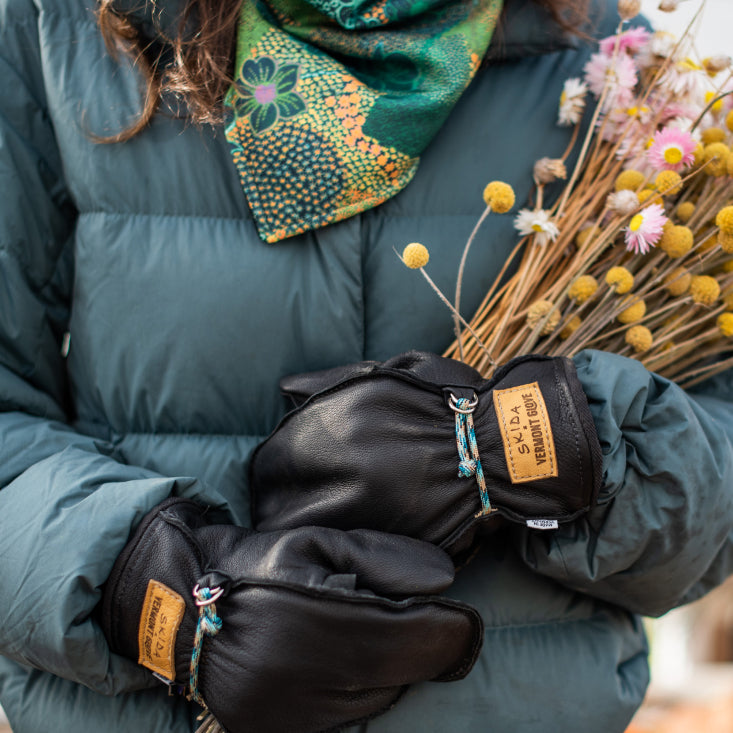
[100,498,210,684]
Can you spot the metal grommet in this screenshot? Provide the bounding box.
[448,392,479,414]
[192,584,224,606]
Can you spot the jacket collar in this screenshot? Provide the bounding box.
[113,0,188,42]
[486,0,579,61]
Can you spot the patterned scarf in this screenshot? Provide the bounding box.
[224,0,504,243]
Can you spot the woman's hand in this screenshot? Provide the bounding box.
[250,350,602,558]
[101,498,482,733]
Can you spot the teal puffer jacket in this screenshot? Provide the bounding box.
[1,0,732,731]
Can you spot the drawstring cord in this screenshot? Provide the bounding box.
[450,394,493,517]
[190,585,223,708]
[195,712,225,733]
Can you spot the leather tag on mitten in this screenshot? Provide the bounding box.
[492,381,558,483]
[137,579,186,680]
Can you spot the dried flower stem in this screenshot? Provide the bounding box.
[679,354,733,389]
[454,204,492,361]
[555,21,623,218]
[416,265,495,366]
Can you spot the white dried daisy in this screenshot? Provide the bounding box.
[636,30,680,70]
[650,30,679,57]
[660,58,708,103]
[514,209,560,246]
[558,78,588,126]
[665,115,701,140]
[607,189,640,216]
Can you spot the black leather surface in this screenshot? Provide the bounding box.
[251,351,602,557]
[100,499,483,733]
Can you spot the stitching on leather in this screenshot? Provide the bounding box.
[556,360,584,490]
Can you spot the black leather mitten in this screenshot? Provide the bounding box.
[100,498,483,733]
[251,351,602,558]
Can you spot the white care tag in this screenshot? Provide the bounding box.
[526,519,559,530]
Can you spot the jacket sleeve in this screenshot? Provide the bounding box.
[0,3,221,698]
[513,349,733,618]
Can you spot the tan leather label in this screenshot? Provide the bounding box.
[493,382,558,483]
[138,579,185,680]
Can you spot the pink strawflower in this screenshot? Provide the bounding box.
[656,100,700,131]
[655,100,689,122]
[584,52,638,108]
[664,114,702,144]
[597,112,647,160]
[624,203,668,254]
[647,126,697,171]
[599,28,651,56]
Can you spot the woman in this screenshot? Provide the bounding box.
[1,0,732,730]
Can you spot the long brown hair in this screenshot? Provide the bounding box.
[96,0,590,142]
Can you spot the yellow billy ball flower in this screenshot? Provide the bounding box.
[617,296,646,324]
[659,225,693,258]
[693,143,706,168]
[655,170,683,195]
[701,127,726,145]
[716,205,733,235]
[718,313,733,337]
[526,299,560,335]
[575,225,598,248]
[722,259,733,273]
[625,325,653,352]
[605,266,634,294]
[727,109,733,133]
[483,181,515,213]
[637,189,659,205]
[676,201,695,223]
[704,142,730,176]
[402,242,429,269]
[689,275,720,305]
[560,314,582,340]
[568,275,598,304]
[719,231,733,254]
[615,169,645,191]
[664,267,691,296]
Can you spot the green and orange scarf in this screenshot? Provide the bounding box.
[224,0,503,243]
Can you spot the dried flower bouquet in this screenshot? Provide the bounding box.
[404,0,733,388]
